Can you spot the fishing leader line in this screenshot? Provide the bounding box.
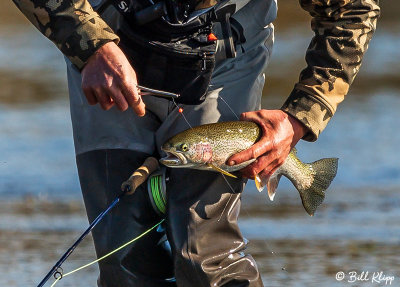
[172,93,290,279]
[172,98,193,129]
[48,219,164,287]
[219,95,240,120]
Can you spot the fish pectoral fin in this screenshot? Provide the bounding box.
[207,163,237,178]
[254,175,265,192]
[255,173,282,197]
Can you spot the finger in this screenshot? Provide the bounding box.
[239,154,273,178]
[121,80,146,117]
[240,111,267,128]
[94,89,114,111]
[241,158,280,180]
[100,99,114,110]
[240,111,262,123]
[227,138,272,166]
[240,111,251,121]
[260,160,280,178]
[109,88,129,111]
[82,87,98,105]
[104,91,115,110]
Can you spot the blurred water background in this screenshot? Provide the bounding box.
[0,1,399,286]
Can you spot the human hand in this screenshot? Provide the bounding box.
[81,41,145,116]
[227,109,307,180]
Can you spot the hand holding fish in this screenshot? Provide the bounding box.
[160,120,338,215]
[81,42,146,116]
[227,110,307,181]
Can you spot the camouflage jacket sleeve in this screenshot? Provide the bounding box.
[12,0,119,69]
[281,0,380,141]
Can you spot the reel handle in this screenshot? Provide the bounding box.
[121,157,159,195]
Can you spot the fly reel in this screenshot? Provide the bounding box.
[147,167,168,216]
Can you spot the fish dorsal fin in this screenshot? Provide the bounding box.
[207,163,237,178]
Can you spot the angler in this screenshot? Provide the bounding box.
[13,0,380,286]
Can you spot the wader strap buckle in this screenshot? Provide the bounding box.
[214,4,236,58]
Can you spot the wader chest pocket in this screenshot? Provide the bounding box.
[119,23,217,105]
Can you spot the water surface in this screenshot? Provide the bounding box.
[1,1,399,286]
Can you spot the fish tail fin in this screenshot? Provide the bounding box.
[297,158,338,216]
[267,174,282,201]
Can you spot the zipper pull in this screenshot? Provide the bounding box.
[201,52,207,71]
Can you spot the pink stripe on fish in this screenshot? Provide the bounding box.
[194,143,213,163]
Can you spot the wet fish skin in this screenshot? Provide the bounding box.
[161,121,260,172]
[160,121,338,216]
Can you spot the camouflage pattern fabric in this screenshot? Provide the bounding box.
[12,0,119,69]
[281,0,380,141]
[13,0,380,141]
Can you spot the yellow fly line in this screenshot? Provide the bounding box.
[50,219,165,287]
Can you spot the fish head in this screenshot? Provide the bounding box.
[160,142,194,167]
[160,132,213,168]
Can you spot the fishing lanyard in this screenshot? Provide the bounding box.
[37,157,159,287]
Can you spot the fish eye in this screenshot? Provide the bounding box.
[180,143,188,152]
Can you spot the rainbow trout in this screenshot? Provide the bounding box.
[160,121,338,216]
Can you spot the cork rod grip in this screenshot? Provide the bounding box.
[121,157,159,195]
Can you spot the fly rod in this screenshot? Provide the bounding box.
[37,157,159,287]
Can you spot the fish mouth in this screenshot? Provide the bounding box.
[160,150,188,167]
